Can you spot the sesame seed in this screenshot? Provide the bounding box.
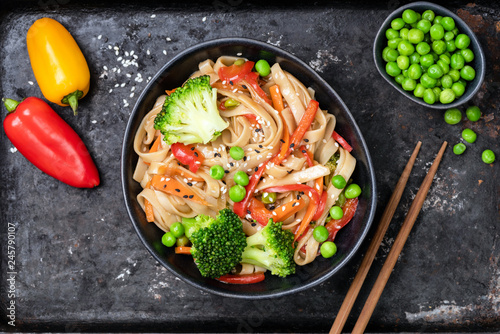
[304,138,309,142]
[183,195,188,198]
[175,189,180,192]
[242,85,247,89]
[187,182,193,186]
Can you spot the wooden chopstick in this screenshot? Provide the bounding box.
[329,141,422,334]
[351,141,448,334]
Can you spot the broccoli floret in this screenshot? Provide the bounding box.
[154,75,229,145]
[241,220,296,277]
[182,208,247,278]
[325,151,341,173]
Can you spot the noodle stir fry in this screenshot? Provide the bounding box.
[133,56,360,282]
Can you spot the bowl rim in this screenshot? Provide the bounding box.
[373,1,486,110]
[121,37,377,299]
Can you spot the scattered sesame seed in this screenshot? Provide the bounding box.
[163,50,167,55]
[166,37,171,41]
[202,17,207,22]
[175,188,181,192]
[151,14,156,18]
[28,81,33,85]
[97,35,102,39]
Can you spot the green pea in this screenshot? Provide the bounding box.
[224,98,240,108]
[161,232,176,247]
[439,54,451,64]
[423,88,436,104]
[461,48,475,62]
[450,53,465,70]
[462,128,477,143]
[229,185,246,202]
[402,9,418,24]
[466,106,481,121]
[437,59,450,74]
[331,175,347,189]
[345,183,362,199]
[395,74,405,85]
[176,235,190,247]
[482,149,496,164]
[453,143,466,155]
[444,108,462,124]
[388,37,403,49]
[320,241,337,258]
[408,63,422,80]
[402,69,409,78]
[386,28,400,40]
[444,31,455,41]
[434,16,443,25]
[420,73,437,88]
[408,28,424,44]
[427,64,444,79]
[255,59,271,77]
[385,61,401,77]
[430,24,444,40]
[402,78,417,91]
[448,68,460,82]
[233,59,245,66]
[329,206,344,220]
[416,19,432,34]
[448,69,461,82]
[423,33,432,44]
[441,17,455,31]
[455,34,471,49]
[234,170,249,186]
[416,42,431,55]
[452,82,465,97]
[385,48,399,62]
[460,65,476,81]
[397,40,415,56]
[391,18,406,30]
[313,226,329,243]
[229,146,245,160]
[210,165,225,180]
[170,222,185,238]
[432,40,447,55]
[441,74,453,88]
[413,83,426,98]
[440,88,456,104]
[422,10,435,22]
[446,40,457,52]
[420,54,434,67]
[399,28,410,40]
[452,27,459,35]
[397,55,410,70]
[409,52,421,64]
[261,192,277,204]
[433,87,442,100]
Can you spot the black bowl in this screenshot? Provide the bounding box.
[121,37,377,299]
[373,1,485,109]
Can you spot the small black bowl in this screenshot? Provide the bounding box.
[374,1,485,109]
[121,37,377,299]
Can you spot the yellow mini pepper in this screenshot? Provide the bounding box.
[27,17,90,115]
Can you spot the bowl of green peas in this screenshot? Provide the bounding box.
[374,1,485,109]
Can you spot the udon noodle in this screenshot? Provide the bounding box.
[133,56,356,269]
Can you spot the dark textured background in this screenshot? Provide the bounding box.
[0,0,499,332]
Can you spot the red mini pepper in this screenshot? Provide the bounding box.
[3,97,99,188]
[216,273,265,284]
[170,142,204,173]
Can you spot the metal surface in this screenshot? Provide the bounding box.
[0,0,499,332]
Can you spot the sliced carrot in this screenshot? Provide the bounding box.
[144,181,155,223]
[151,175,208,206]
[273,198,306,223]
[248,197,272,225]
[175,246,192,255]
[269,85,284,112]
[165,88,177,95]
[150,136,162,153]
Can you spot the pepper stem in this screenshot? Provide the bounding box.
[2,98,20,113]
[61,90,84,116]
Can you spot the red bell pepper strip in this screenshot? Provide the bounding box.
[263,184,320,241]
[170,142,204,173]
[2,97,99,188]
[299,145,314,167]
[216,273,265,284]
[242,72,272,105]
[248,197,272,226]
[218,60,255,83]
[233,161,269,217]
[325,197,359,241]
[332,130,353,152]
[272,99,319,166]
[243,113,261,128]
[313,190,328,221]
